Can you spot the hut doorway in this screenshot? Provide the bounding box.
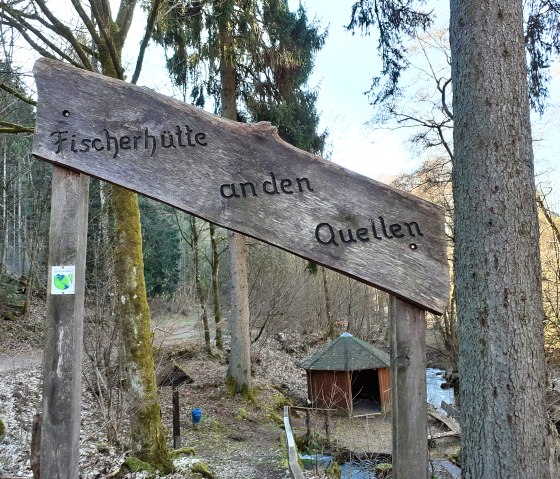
[351,369,381,414]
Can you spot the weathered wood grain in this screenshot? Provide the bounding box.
[390,296,428,479]
[428,409,461,435]
[33,58,449,314]
[40,166,89,479]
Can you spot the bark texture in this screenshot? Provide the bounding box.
[219,1,252,393]
[226,230,252,394]
[450,1,549,477]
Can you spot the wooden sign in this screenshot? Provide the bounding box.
[33,58,449,314]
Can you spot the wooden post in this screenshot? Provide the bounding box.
[30,413,41,479]
[389,295,428,479]
[172,384,181,449]
[325,411,330,446]
[40,166,89,479]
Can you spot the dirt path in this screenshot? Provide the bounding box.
[0,349,42,373]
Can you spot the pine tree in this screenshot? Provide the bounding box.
[450,1,549,477]
[347,1,554,476]
[154,0,325,393]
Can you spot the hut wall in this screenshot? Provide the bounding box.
[378,368,391,413]
[309,370,351,409]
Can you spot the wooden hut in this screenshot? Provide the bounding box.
[298,332,391,414]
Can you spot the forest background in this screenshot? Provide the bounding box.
[1,0,560,477]
[2,0,559,361]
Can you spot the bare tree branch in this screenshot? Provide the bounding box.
[0,6,81,66]
[0,120,34,133]
[70,0,103,47]
[438,77,453,120]
[537,194,560,245]
[115,0,138,49]
[34,0,93,69]
[0,82,36,106]
[131,0,161,85]
[89,0,124,78]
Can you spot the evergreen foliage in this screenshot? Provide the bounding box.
[525,1,560,113]
[140,197,180,296]
[153,0,327,153]
[346,0,433,104]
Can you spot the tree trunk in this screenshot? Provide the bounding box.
[450,2,549,478]
[0,139,6,274]
[191,216,212,354]
[321,267,335,338]
[112,185,172,471]
[23,200,45,316]
[219,1,252,394]
[95,16,172,470]
[226,230,252,394]
[210,222,223,351]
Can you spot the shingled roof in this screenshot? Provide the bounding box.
[298,332,390,371]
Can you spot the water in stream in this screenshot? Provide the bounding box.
[426,368,455,412]
[339,459,381,478]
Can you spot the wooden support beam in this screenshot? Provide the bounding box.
[390,296,428,479]
[40,166,89,479]
[172,386,181,449]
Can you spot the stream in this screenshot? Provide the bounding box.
[426,368,454,412]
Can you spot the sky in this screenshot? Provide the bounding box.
[126,0,416,182]
[13,0,560,205]
[284,0,560,204]
[286,0,413,181]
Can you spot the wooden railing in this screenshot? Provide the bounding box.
[284,406,305,479]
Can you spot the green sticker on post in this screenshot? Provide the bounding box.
[51,265,75,295]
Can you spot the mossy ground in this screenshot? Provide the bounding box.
[117,456,156,478]
[191,461,215,478]
[171,446,196,457]
[157,354,294,478]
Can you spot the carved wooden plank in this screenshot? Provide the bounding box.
[32,58,449,314]
[428,408,461,433]
[40,166,89,479]
[390,296,428,479]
